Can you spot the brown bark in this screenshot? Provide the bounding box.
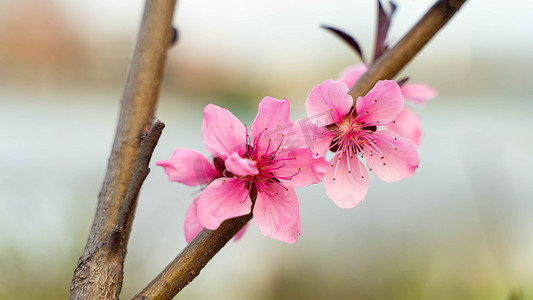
[349,0,467,100]
[70,0,177,299]
[132,1,467,299]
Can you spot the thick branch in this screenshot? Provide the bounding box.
[134,0,466,299]
[70,0,177,298]
[133,213,252,300]
[350,0,467,100]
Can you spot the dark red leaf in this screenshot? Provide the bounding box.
[396,77,410,87]
[373,0,397,61]
[321,25,365,63]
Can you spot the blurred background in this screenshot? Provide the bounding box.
[1,0,532,299]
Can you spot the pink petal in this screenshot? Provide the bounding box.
[273,148,329,188]
[363,131,419,182]
[401,83,437,105]
[233,223,249,242]
[355,80,404,126]
[251,96,294,151]
[202,104,247,158]
[386,108,422,147]
[185,197,248,243]
[305,79,353,125]
[337,63,368,90]
[291,118,335,158]
[156,148,218,187]
[323,152,369,209]
[225,152,259,176]
[253,185,301,244]
[184,197,204,243]
[197,177,252,230]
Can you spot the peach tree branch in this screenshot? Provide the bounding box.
[70,1,177,299]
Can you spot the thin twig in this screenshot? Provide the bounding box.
[70,0,177,298]
[133,1,467,299]
[108,120,165,252]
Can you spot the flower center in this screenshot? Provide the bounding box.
[242,129,300,196]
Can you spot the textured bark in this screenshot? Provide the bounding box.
[70,1,177,299]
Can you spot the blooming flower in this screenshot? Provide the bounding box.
[160,97,328,243]
[303,79,419,209]
[156,149,249,242]
[337,63,437,146]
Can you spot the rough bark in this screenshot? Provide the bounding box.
[70,1,177,299]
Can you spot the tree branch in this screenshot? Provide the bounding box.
[70,0,177,298]
[108,120,165,253]
[350,0,467,100]
[133,1,467,299]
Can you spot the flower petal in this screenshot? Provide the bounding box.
[225,152,259,176]
[323,152,369,209]
[363,131,419,182]
[306,79,353,125]
[386,108,422,147]
[202,104,247,158]
[274,148,329,188]
[197,177,252,230]
[293,118,336,157]
[337,63,368,90]
[401,83,437,105]
[251,96,294,151]
[253,185,301,244]
[184,197,204,243]
[156,148,218,186]
[185,197,248,243]
[355,80,404,126]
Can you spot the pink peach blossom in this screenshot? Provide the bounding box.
[337,63,437,146]
[196,97,328,243]
[160,97,328,244]
[304,79,419,208]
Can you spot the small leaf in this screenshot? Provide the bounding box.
[374,0,397,61]
[396,77,410,87]
[321,25,365,63]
